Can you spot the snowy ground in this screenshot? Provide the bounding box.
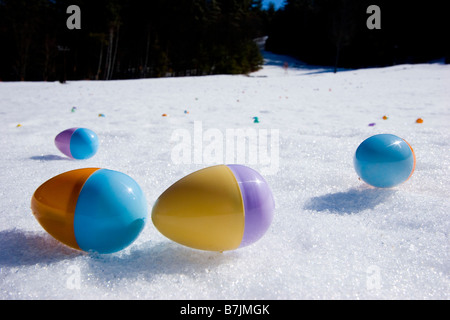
[0,48,449,300]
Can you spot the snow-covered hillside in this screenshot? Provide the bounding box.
[0,49,449,299]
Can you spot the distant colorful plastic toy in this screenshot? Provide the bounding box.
[55,127,99,159]
[31,168,147,253]
[354,134,416,188]
[152,165,275,251]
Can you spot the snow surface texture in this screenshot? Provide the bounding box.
[1,48,449,299]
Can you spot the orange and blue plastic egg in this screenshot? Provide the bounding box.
[55,128,99,159]
[31,168,147,254]
[151,165,275,252]
[354,134,416,188]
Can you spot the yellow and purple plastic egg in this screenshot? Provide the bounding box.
[151,165,275,252]
[31,168,147,254]
[55,128,99,159]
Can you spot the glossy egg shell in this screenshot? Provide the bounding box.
[151,165,275,251]
[55,128,99,159]
[31,168,148,253]
[354,134,416,188]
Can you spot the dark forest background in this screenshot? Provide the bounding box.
[266,0,448,71]
[0,0,447,82]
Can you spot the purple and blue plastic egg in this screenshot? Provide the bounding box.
[55,128,99,159]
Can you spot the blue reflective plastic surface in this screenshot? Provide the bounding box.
[74,169,147,253]
[354,134,415,188]
[70,128,99,159]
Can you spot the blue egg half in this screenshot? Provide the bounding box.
[55,128,99,159]
[74,169,148,253]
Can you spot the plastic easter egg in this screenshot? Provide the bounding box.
[354,134,416,188]
[151,165,275,252]
[55,128,99,159]
[31,168,147,254]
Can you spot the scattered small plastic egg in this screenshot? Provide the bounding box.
[55,128,99,160]
[31,168,148,254]
[151,165,275,252]
[416,118,423,123]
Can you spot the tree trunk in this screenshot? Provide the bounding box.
[334,43,341,73]
[110,25,120,80]
[143,28,151,78]
[96,44,104,80]
[104,26,114,80]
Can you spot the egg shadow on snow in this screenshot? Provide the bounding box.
[0,229,81,266]
[85,240,239,283]
[29,154,70,161]
[0,229,236,282]
[304,186,396,214]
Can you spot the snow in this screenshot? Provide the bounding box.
[1,48,449,300]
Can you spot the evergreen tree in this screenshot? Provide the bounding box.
[266,0,448,69]
[0,0,267,81]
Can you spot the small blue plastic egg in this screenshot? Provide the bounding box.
[55,128,99,159]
